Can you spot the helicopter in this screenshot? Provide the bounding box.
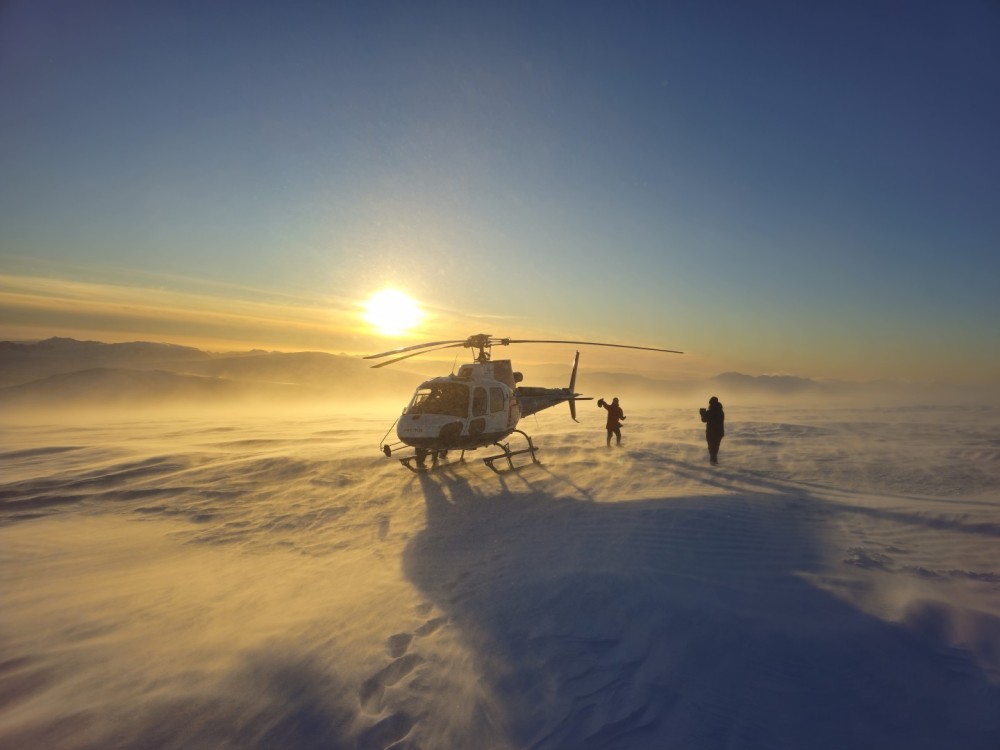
[365,333,682,472]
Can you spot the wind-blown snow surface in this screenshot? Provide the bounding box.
[2,404,999,749]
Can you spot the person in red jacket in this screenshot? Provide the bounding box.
[597,397,626,447]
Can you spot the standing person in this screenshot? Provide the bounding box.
[597,397,626,447]
[700,396,725,464]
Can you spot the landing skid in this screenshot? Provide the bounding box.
[398,449,465,473]
[482,429,539,473]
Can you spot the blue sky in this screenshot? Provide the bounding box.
[1,1,997,383]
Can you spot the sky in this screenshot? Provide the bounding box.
[1,0,998,384]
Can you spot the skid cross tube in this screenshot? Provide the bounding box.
[482,430,539,473]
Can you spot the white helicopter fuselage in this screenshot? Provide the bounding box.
[396,360,522,451]
[369,334,680,470]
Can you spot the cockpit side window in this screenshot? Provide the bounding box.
[472,387,488,417]
[408,383,469,418]
[489,387,504,413]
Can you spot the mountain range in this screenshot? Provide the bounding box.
[0,337,418,413]
[0,338,989,414]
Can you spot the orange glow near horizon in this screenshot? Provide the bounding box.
[0,272,361,354]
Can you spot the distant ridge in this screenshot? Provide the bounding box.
[0,337,992,412]
[0,337,212,387]
[0,337,419,412]
[1,367,259,405]
[709,371,820,395]
[0,336,209,359]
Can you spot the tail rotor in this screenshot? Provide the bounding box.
[568,351,581,422]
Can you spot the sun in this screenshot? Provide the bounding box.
[363,289,424,336]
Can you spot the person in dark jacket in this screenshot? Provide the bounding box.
[597,397,626,447]
[699,396,725,464]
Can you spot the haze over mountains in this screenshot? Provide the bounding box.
[0,338,419,413]
[0,337,991,416]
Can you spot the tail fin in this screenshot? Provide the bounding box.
[569,351,580,422]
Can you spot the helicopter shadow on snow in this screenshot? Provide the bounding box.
[403,462,1000,750]
[499,461,598,503]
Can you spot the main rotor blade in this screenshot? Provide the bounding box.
[369,342,467,368]
[504,339,683,354]
[363,339,467,360]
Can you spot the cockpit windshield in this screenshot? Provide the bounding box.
[407,382,469,418]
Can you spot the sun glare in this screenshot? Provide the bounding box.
[363,289,423,336]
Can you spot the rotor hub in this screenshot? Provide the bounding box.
[465,333,500,362]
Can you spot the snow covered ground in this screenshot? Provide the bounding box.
[2,403,999,749]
